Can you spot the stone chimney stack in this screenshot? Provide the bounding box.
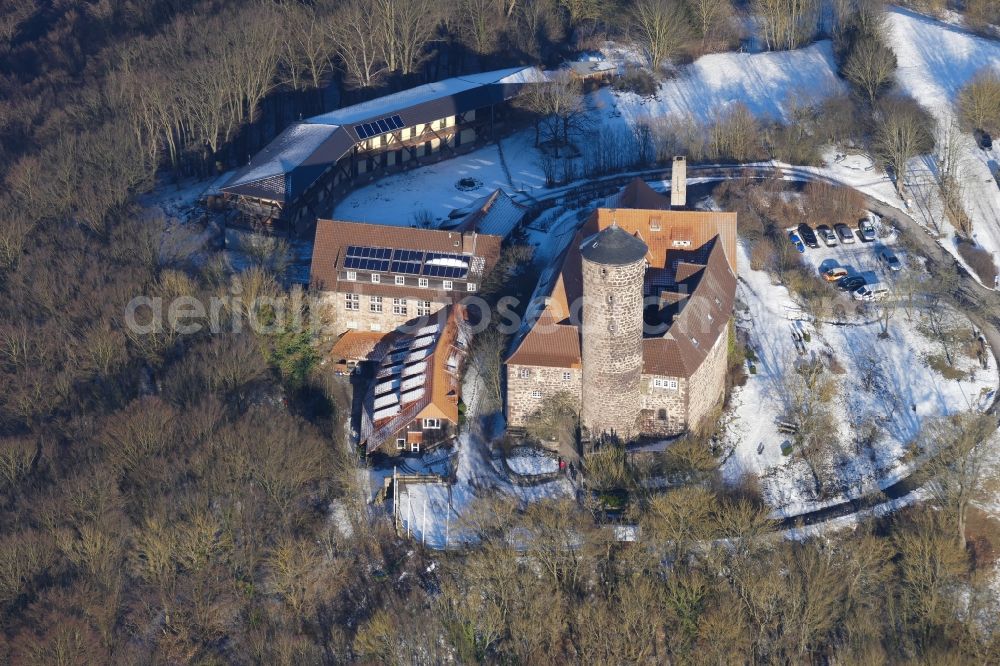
[671,156,687,209]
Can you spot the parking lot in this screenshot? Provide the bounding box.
[788,214,904,295]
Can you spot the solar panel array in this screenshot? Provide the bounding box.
[344,245,392,271]
[344,245,471,280]
[354,115,405,140]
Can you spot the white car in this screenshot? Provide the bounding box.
[852,283,890,302]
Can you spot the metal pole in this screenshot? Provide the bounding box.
[393,466,398,533]
[407,491,412,538]
[445,505,450,548]
[422,499,427,546]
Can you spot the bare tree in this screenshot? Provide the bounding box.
[278,2,337,91]
[935,120,972,235]
[684,0,737,51]
[753,0,820,51]
[524,390,579,446]
[843,38,897,107]
[330,0,388,88]
[920,412,998,548]
[957,67,1000,136]
[629,0,693,72]
[467,326,509,413]
[374,0,441,75]
[874,96,936,197]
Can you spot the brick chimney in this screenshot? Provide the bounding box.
[671,156,687,209]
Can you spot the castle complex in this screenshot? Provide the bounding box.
[505,175,737,441]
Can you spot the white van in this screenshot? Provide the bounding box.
[852,283,890,302]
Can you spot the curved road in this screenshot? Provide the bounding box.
[520,162,1000,529]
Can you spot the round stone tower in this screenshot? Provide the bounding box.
[580,223,648,442]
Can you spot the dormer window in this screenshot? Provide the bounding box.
[672,239,692,247]
[650,218,661,231]
[371,274,380,284]
[395,275,405,285]
[691,337,699,347]
[346,271,357,281]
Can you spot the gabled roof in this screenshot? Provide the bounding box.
[360,306,468,452]
[309,219,503,295]
[222,67,547,204]
[452,189,529,238]
[505,180,737,378]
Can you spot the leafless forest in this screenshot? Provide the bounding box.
[1,0,1000,663]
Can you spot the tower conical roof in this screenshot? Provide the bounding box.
[580,224,648,266]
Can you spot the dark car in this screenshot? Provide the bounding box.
[974,128,993,151]
[837,275,866,291]
[797,223,819,249]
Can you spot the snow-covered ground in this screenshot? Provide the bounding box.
[506,450,560,476]
[884,7,1000,280]
[724,241,996,517]
[334,131,548,227]
[383,359,576,549]
[594,40,846,128]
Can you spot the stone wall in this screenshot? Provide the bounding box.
[686,323,729,432]
[580,255,645,440]
[325,292,451,336]
[506,364,581,427]
[639,374,688,437]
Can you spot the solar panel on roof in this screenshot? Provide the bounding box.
[376,119,390,133]
[391,115,404,128]
[355,124,369,139]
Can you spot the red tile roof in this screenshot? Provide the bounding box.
[506,181,737,378]
[310,219,503,294]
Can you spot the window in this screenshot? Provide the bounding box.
[650,218,662,231]
[442,280,453,291]
[531,390,542,399]
[562,372,572,381]
[371,273,381,284]
[344,293,359,311]
[346,271,357,281]
[653,378,678,390]
[411,441,420,452]
[423,418,441,429]
[657,409,667,421]
[392,298,407,315]
[417,300,431,316]
[370,323,382,331]
[467,282,477,292]
[396,438,406,450]
[519,368,531,379]
[370,296,383,312]
[672,239,692,247]
[395,275,405,286]
[418,277,429,288]
[347,320,358,329]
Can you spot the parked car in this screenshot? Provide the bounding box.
[837,275,867,291]
[788,230,806,253]
[852,283,890,301]
[834,223,855,244]
[823,267,849,282]
[858,217,877,242]
[797,223,819,249]
[878,248,902,271]
[974,128,993,151]
[815,224,837,246]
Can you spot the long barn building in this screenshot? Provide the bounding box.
[221,67,547,233]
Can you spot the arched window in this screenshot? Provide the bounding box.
[657,409,667,421]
